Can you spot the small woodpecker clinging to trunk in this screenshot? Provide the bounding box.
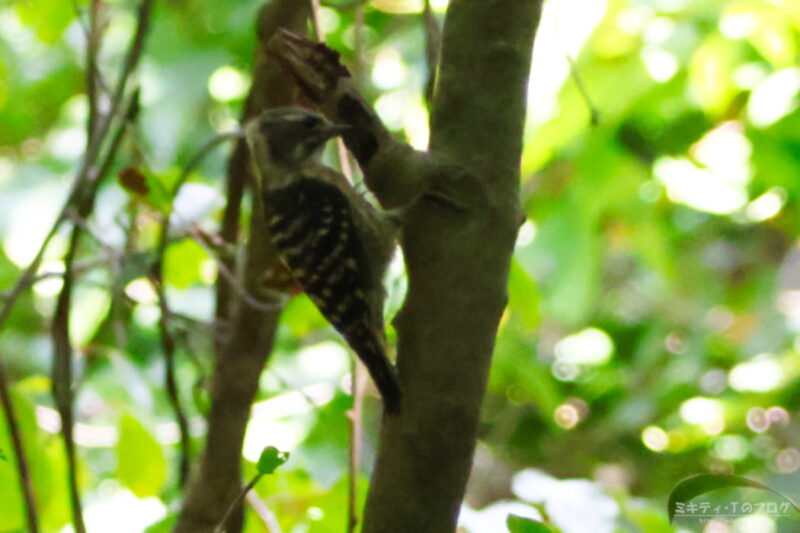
[244,107,401,413]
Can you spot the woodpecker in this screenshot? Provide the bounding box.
[244,108,401,413]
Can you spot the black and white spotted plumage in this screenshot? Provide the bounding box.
[244,108,401,412]
[263,177,401,412]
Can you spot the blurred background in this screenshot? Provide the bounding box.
[0,0,798,531]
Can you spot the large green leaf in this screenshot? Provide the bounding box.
[116,414,166,498]
[507,514,556,533]
[14,0,74,43]
[0,402,26,531]
[0,383,71,531]
[668,474,800,522]
[164,238,210,289]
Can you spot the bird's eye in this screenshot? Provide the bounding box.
[301,115,322,128]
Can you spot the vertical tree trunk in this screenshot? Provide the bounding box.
[361,1,543,531]
[173,2,308,532]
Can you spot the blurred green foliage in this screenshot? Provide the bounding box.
[0,0,799,532]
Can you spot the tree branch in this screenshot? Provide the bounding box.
[0,356,39,533]
[173,2,310,532]
[48,1,153,529]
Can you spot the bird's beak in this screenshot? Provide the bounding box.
[321,123,354,139]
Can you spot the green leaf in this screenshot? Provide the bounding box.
[69,286,112,347]
[507,514,554,533]
[0,424,25,530]
[14,0,74,43]
[257,446,290,475]
[38,440,72,532]
[622,504,672,533]
[164,238,209,289]
[116,414,166,498]
[668,474,800,522]
[0,385,71,531]
[281,294,328,337]
[689,35,740,116]
[145,513,177,533]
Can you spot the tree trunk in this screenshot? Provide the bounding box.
[173,2,308,531]
[361,1,543,531]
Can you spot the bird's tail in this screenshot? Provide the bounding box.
[344,324,401,413]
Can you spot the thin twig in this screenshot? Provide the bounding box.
[347,361,366,533]
[54,140,137,531]
[171,132,243,200]
[550,11,600,126]
[320,0,368,7]
[0,0,154,332]
[245,490,283,533]
[51,229,87,533]
[50,89,139,533]
[306,2,366,529]
[0,356,40,533]
[151,130,243,488]
[347,8,367,531]
[86,0,100,144]
[185,225,282,314]
[564,52,600,126]
[0,257,109,296]
[309,0,323,41]
[214,474,263,533]
[46,2,155,531]
[150,270,192,486]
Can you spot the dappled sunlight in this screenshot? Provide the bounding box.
[642,47,679,82]
[82,485,167,533]
[673,121,752,213]
[554,327,614,366]
[746,187,786,222]
[642,426,669,452]
[515,220,537,247]
[511,470,619,533]
[712,434,748,462]
[728,355,784,393]
[125,277,157,304]
[207,65,250,103]
[244,383,336,462]
[748,68,800,127]
[654,156,748,215]
[371,47,408,90]
[680,397,726,435]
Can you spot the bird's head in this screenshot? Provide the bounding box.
[244,108,351,173]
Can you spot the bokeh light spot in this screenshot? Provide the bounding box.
[729,356,783,393]
[555,328,614,366]
[208,66,250,102]
[642,426,669,452]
